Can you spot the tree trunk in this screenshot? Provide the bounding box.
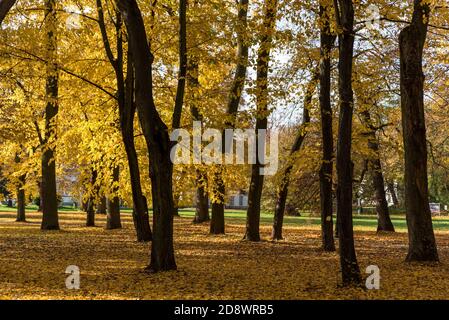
[271,75,314,240]
[0,0,16,25]
[16,174,26,222]
[244,0,277,242]
[86,169,97,227]
[116,0,176,272]
[97,1,152,241]
[106,166,121,229]
[387,181,399,207]
[210,172,225,234]
[97,196,106,214]
[193,171,209,223]
[319,3,336,252]
[335,0,361,286]
[41,0,59,231]
[399,0,438,262]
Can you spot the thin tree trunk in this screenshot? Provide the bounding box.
[399,0,438,262]
[210,172,225,234]
[106,166,121,229]
[244,0,277,242]
[271,74,314,240]
[116,0,178,272]
[16,174,26,222]
[41,0,59,231]
[360,111,395,232]
[210,0,250,235]
[97,1,152,241]
[319,2,336,252]
[86,169,97,227]
[335,0,361,286]
[387,181,399,207]
[193,171,210,223]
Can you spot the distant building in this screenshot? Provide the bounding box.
[226,190,248,210]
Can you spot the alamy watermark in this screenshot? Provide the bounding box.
[65,265,80,290]
[170,121,279,175]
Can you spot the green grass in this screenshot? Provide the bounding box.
[176,208,449,232]
[3,205,449,232]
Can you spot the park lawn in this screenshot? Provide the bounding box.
[1,210,449,299]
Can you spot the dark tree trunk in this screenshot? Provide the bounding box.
[37,180,43,212]
[335,0,361,286]
[210,0,250,234]
[0,0,15,25]
[116,0,177,272]
[387,181,399,207]
[193,171,210,223]
[97,1,152,241]
[319,3,336,252]
[86,169,97,227]
[210,172,225,234]
[41,0,59,231]
[271,76,314,240]
[360,111,395,232]
[97,196,106,214]
[244,0,277,242]
[16,174,26,222]
[399,0,438,262]
[106,166,122,229]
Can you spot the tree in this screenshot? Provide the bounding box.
[40,0,60,231]
[334,0,361,285]
[0,0,15,25]
[318,1,336,251]
[399,0,438,262]
[210,0,250,234]
[244,0,278,242]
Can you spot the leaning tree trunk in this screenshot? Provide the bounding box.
[399,0,438,262]
[106,166,122,229]
[271,75,314,240]
[361,111,395,232]
[244,0,277,242]
[16,174,26,222]
[335,0,361,286]
[116,0,177,272]
[41,0,59,231]
[318,2,336,251]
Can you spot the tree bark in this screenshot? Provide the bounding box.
[271,74,314,240]
[0,0,15,25]
[210,172,225,234]
[97,196,106,214]
[360,111,395,232]
[399,0,438,262]
[116,0,177,272]
[319,3,336,252]
[106,166,121,229]
[244,0,277,242]
[86,169,97,227]
[387,181,399,207]
[335,0,361,286]
[193,171,210,223]
[16,174,26,222]
[41,0,59,231]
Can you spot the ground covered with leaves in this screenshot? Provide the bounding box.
[1,211,449,299]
